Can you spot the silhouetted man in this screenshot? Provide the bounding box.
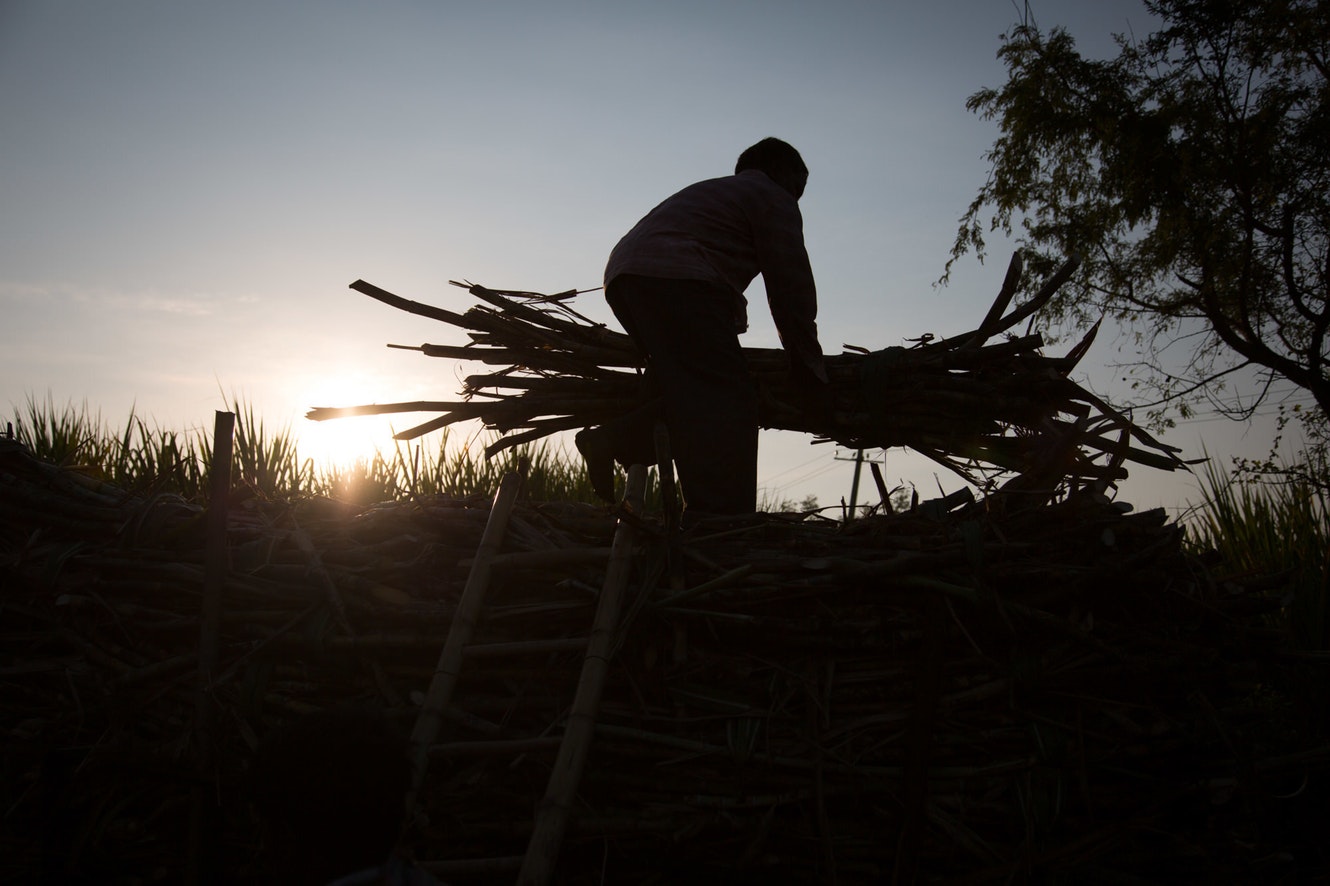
[577,137,827,523]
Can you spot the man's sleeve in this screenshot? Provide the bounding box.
[754,198,828,383]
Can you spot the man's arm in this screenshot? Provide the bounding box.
[753,198,828,384]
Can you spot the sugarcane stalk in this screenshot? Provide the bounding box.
[957,250,1024,350]
[351,278,470,327]
[305,400,464,422]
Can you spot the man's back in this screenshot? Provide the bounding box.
[606,169,814,331]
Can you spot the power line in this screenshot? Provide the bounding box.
[778,460,843,489]
[1169,402,1317,426]
[760,463,844,505]
[762,451,833,483]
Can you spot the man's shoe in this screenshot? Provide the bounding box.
[575,428,616,502]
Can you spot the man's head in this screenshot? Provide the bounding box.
[736,137,808,200]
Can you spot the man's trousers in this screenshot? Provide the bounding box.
[601,274,758,515]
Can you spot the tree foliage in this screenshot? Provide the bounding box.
[948,0,1329,482]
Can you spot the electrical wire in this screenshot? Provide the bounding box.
[761,450,834,483]
[780,460,843,489]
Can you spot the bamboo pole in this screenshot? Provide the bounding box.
[518,464,647,886]
[189,410,233,886]
[408,470,524,800]
[197,411,234,709]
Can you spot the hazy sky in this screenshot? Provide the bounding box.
[0,0,1299,514]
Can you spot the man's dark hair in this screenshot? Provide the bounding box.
[735,137,807,198]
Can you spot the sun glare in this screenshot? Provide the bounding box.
[298,413,396,470]
[296,377,407,471]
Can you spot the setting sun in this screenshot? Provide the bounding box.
[297,376,406,470]
[298,412,396,470]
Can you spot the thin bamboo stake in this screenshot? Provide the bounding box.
[408,470,524,800]
[189,409,233,886]
[518,464,647,886]
[197,408,234,722]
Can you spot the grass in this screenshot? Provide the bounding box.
[1185,456,1330,651]
[5,396,842,515]
[5,394,615,506]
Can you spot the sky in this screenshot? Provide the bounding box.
[0,0,1306,518]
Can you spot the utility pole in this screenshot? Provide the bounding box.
[834,449,884,519]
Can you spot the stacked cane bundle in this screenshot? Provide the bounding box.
[309,253,1190,499]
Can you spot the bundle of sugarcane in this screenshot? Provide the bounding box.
[308,253,1192,495]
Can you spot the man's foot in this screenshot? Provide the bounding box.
[575,428,616,502]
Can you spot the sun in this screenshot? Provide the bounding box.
[297,377,402,471]
[299,413,395,470]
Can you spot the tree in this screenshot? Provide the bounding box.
[947,0,1330,487]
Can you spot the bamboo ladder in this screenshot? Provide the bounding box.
[407,463,650,885]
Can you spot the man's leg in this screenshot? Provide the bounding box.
[610,277,758,515]
[575,395,657,502]
[574,289,661,501]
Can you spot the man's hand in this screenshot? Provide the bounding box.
[788,359,834,427]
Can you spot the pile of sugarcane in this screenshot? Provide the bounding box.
[2,435,1326,884]
[308,253,1191,495]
